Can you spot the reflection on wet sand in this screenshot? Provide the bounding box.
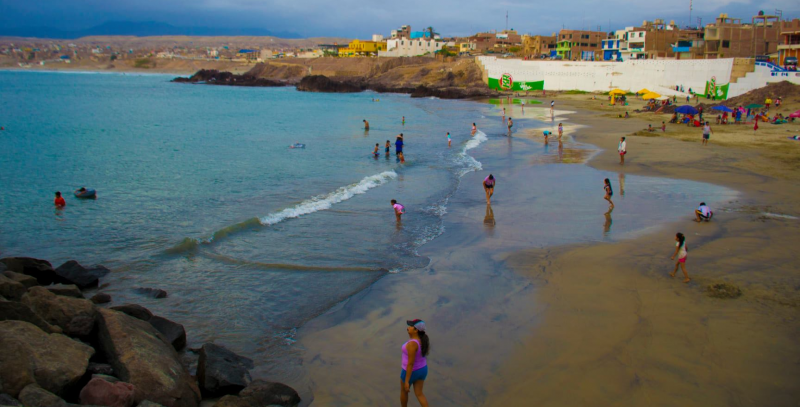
[618,173,626,196]
[484,204,496,227]
[603,208,613,236]
[530,144,596,165]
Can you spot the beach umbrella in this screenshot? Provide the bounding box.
[642,92,661,100]
[674,105,699,115]
[609,89,626,95]
[712,106,734,113]
[789,110,800,118]
[745,103,764,109]
[637,88,651,94]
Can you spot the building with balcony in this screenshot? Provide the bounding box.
[778,30,800,68]
[703,13,800,59]
[521,34,557,58]
[601,38,621,61]
[556,30,605,60]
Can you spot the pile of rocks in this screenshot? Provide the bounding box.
[0,257,301,407]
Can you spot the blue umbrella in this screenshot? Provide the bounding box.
[675,105,699,115]
[712,105,734,113]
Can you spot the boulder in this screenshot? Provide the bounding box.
[0,301,62,333]
[0,393,22,407]
[137,401,166,407]
[18,384,67,407]
[94,309,200,407]
[211,396,249,407]
[53,261,110,289]
[45,284,84,299]
[79,378,135,407]
[0,321,94,398]
[197,344,254,397]
[90,293,112,304]
[0,258,61,285]
[86,363,114,376]
[132,288,167,299]
[91,375,120,384]
[148,316,186,351]
[238,381,300,407]
[109,304,152,321]
[0,275,27,301]
[3,270,39,289]
[21,287,96,337]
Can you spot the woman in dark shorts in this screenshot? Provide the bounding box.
[483,174,496,204]
[604,178,614,209]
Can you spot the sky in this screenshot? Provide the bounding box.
[2,0,799,38]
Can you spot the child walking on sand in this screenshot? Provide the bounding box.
[661,121,666,132]
[670,232,691,283]
[603,178,614,209]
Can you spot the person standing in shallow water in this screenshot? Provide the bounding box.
[54,191,66,208]
[670,232,691,283]
[401,319,430,407]
[363,119,370,131]
[385,140,391,157]
[483,174,495,204]
[603,178,614,209]
[391,199,405,222]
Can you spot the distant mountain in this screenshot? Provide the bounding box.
[0,21,302,39]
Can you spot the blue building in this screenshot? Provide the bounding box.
[602,39,621,61]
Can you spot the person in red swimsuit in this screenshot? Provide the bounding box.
[54,191,66,207]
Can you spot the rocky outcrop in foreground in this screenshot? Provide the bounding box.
[0,256,301,407]
[172,70,289,87]
[296,74,500,99]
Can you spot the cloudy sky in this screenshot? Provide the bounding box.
[2,0,799,38]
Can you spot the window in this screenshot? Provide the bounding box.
[722,40,730,48]
[582,34,589,39]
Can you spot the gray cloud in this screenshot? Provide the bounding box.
[1,0,798,38]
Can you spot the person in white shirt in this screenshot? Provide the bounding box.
[670,232,691,283]
[695,202,713,222]
[618,137,627,164]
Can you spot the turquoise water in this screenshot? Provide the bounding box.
[0,71,736,384]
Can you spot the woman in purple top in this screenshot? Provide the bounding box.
[483,174,495,204]
[401,319,430,407]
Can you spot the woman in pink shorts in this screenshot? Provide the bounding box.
[670,232,691,283]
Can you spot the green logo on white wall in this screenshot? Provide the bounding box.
[488,75,544,91]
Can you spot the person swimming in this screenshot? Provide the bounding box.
[391,199,405,222]
[54,191,66,208]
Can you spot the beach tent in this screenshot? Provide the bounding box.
[642,92,661,100]
[675,105,699,115]
[712,106,734,113]
[609,89,626,95]
[637,88,651,95]
[789,110,800,118]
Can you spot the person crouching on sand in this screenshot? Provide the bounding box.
[392,200,405,222]
[603,178,614,209]
[618,137,627,164]
[401,319,430,407]
[483,174,495,204]
[670,232,691,283]
[695,202,713,222]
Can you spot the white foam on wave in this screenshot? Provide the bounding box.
[258,170,398,226]
[456,129,488,176]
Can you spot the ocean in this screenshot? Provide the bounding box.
[0,70,736,384]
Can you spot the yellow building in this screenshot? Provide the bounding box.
[338,40,386,57]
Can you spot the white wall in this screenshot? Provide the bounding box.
[477,56,734,94]
[379,39,442,57]
[727,62,800,98]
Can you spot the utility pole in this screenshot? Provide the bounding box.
[506,11,508,31]
[689,0,693,28]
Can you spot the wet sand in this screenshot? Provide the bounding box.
[297,100,800,406]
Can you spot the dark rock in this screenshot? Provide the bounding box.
[109,304,153,321]
[94,308,200,407]
[148,316,186,351]
[172,70,287,87]
[3,270,39,289]
[410,84,499,99]
[0,321,94,398]
[53,261,109,289]
[132,287,168,299]
[21,287,96,337]
[137,401,166,407]
[238,380,300,407]
[0,258,62,285]
[87,363,114,376]
[18,384,67,407]
[196,343,254,397]
[0,275,27,301]
[0,301,63,333]
[79,378,135,407]
[91,375,120,384]
[211,395,249,407]
[0,262,5,273]
[0,393,22,407]
[90,293,112,304]
[706,283,743,299]
[45,284,84,299]
[296,75,365,93]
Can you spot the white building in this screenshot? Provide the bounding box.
[372,34,384,42]
[379,38,444,57]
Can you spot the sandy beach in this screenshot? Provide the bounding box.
[297,94,800,406]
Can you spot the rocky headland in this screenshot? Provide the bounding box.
[0,257,300,407]
[173,56,500,99]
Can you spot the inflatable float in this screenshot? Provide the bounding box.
[290,143,305,149]
[74,188,96,198]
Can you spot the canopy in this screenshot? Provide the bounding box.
[637,88,651,94]
[712,106,734,113]
[641,92,661,99]
[789,110,800,118]
[675,105,699,115]
[609,89,626,95]
[745,103,764,109]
